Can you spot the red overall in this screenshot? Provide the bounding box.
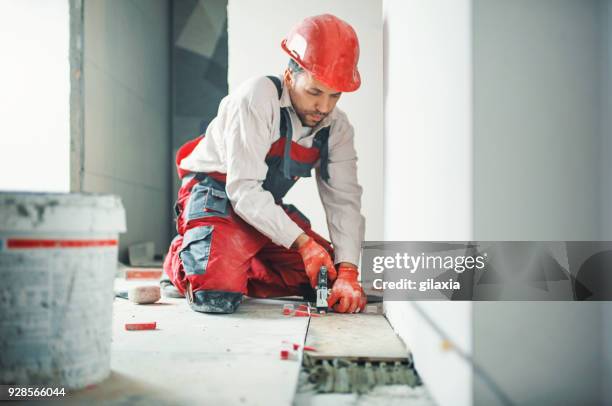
[163,76,333,313]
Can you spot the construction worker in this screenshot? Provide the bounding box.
[162,14,367,314]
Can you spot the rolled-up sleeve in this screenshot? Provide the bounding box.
[224,96,304,249]
[315,117,366,266]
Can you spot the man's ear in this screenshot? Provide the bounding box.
[283,68,293,88]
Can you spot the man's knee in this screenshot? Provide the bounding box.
[173,213,270,314]
[180,225,215,277]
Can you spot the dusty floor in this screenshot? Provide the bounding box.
[61,278,435,405]
[63,278,307,405]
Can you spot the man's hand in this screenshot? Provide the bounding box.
[295,234,337,288]
[327,264,367,313]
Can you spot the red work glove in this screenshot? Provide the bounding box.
[327,264,367,313]
[297,236,337,288]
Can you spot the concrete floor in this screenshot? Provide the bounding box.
[62,278,435,406]
[65,279,309,405]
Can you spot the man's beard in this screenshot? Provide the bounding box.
[298,111,327,127]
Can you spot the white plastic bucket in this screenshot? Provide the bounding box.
[0,192,126,390]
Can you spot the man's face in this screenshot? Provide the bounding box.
[284,69,342,127]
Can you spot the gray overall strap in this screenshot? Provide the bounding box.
[265,75,331,182]
[317,127,331,182]
[266,75,283,98]
[266,76,294,180]
[280,109,293,180]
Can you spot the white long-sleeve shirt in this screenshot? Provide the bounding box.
[179,75,365,266]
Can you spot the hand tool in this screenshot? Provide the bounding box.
[316,265,329,313]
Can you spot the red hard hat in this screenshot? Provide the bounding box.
[281,14,361,92]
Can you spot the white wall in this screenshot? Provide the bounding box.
[602,0,612,242]
[83,0,171,260]
[472,1,611,404]
[384,0,473,242]
[0,0,70,192]
[385,0,612,405]
[473,303,603,406]
[605,302,612,405]
[600,2,612,404]
[386,301,473,406]
[227,0,383,241]
[474,0,602,241]
[383,1,474,406]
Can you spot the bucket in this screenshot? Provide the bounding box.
[0,192,126,389]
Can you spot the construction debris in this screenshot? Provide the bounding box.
[280,349,291,360]
[115,290,129,300]
[294,310,311,317]
[282,304,294,315]
[280,341,298,360]
[301,353,421,394]
[125,268,163,280]
[283,341,317,352]
[125,322,157,331]
[128,285,161,304]
[279,340,319,362]
[281,303,323,317]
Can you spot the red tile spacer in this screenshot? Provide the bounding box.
[282,304,294,315]
[125,322,157,331]
[125,268,163,280]
[280,349,290,360]
[294,310,310,317]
